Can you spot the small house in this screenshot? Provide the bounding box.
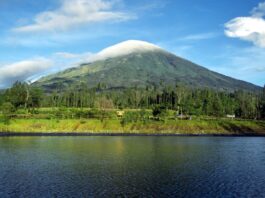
[226,114,235,119]
[116,111,125,117]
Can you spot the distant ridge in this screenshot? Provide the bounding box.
[34,40,261,92]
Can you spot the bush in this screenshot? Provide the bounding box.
[80,120,86,124]
[152,105,168,119]
[0,102,15,125]
[87,109,101,119]
[120,110,150,127]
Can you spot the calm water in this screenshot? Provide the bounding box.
[0,136,265,197]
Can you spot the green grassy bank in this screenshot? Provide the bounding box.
[1,118,265,135]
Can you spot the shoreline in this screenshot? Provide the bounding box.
[1,132,265,137]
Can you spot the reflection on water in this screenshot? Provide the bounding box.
[0,136,265,197]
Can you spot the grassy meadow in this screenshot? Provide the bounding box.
[0,108,265,135]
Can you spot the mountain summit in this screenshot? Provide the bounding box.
[35,40,261,92]
[82,40,163,63]
[96,40,162,59]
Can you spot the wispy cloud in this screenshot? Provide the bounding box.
[182,32,218,41]
[0,58,53,88]
[54,40,161,65]
[52,51,94,69]
[54,52,93,59]
[13,0,135,33]
[209,45,265,86]
[227,47,265,72]
[225,1,265,48]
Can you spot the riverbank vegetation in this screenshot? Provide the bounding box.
[0,117,265,135]
[0,82,265,134]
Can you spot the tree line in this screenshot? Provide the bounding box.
[0,81,265,120]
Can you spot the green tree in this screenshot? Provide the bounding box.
[28,87,43,109]
[5,82,29,109]
[0,92,4,107]
[0,102,15,124]
[211,94,224,117]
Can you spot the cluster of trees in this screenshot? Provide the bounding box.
[0,81,265,120]
[1,82,43,109]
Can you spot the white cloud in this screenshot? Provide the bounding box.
[0,58,53,88]
[13,0,135,33]
[54,52,92,59]
[51,51,94,70]
[182,32,218,41]
[225,1,265,48]
[88,40,161,62]
[251,2,265,17]
[54,40,161,65]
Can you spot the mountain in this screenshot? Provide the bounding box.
[34,40,261,92]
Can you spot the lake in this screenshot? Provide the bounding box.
[0,136,264,197]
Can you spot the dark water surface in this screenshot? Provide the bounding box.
[0,136,265,197]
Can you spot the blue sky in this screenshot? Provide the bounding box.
[0,0,265,88]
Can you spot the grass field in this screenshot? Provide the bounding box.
[0,118,265,135]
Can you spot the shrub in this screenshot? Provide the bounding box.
[0,102,15,125]
[152,105,168,120]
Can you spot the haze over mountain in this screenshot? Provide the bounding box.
[34,40,261,92]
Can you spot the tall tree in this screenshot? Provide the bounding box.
[5,82,28,109]
[28,87,43,109]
